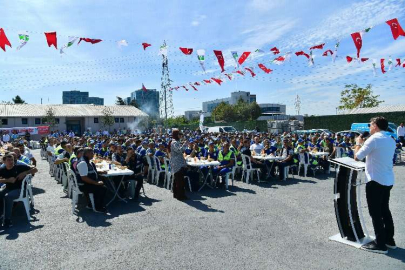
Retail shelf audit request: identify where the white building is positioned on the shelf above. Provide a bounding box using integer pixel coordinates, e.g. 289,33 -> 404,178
184,110 -> 201,121
0,104 -> 148,135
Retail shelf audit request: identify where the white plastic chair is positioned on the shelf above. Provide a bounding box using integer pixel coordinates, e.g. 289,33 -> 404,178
69,169 -> 96,214
241,154 -> 260,184
154,156 -> 166,186
163,157 -> 172,189
297,152 -> 309,177
4,174 -> 33,221
145,155 -> 156,184
228,156 -> 241,182
61,162 -> 69,192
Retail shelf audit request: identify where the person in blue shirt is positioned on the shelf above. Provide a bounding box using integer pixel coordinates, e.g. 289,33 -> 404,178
154,143 -> 167,170
200,142 -> 218,177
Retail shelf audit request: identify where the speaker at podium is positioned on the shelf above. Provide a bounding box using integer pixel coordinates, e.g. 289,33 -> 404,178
329,157 -> 374,248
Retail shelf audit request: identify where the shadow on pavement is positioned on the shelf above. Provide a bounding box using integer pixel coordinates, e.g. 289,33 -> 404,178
0,223 -> 44,240
386,247 -> 405,263
182,194 -> 224,213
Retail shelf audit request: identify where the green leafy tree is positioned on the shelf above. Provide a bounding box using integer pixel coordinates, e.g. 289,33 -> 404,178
212,102 -> 237,122
164,116 -> 189,127
129,99 -> 139,108
12,95 -> 26,104
115,96 -> 125,105
101,107 -> 115,131
248,102 -> 262,120
44,107 -> 57,130
338,84 -> 384,110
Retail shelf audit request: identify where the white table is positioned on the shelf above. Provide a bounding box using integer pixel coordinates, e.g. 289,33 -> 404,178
101,167 -> 134,206
253,156 -> 284,179
187,160 -> 221,191
310,152 -> 329,157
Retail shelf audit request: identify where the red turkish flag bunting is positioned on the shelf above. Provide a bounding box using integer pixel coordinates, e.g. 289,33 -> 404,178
258,64 -> 272,74
310,43 -> 325,50
203,79 -> 212,84
142,43 -> 151,50
361,58 -> 369,62
211,77 -> 223,85
235,70 -> 245,76
78,38 -> 102,44
386,18 -> 405,40
322,50 -> 333,56
224,74 -> 232,80
194,82 -> 201,86
351,32 -> 362,58
396,59 -> 401,67
270,47 -> 280,54
182,85 -> 189,91
44,32 -> 57,49
238,52 -> 251,65
179,47 -> 193,55
381,59 -> 386,74
190,84 -> 198,91
346,56 -> 354,63
213,50 -> 225,72
174,86 -> 180,91
244,67 -> 256,77
142,83 -> 147,92
0,28 -> 12,51
295,51 -> 310,59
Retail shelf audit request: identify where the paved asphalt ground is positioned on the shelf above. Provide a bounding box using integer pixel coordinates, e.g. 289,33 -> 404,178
0,150 -> 404,270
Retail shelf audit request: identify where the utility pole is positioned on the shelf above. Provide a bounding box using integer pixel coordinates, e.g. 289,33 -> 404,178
159,40 -> 174,126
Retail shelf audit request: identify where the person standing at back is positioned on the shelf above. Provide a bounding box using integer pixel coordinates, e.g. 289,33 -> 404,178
397,122 -> 405,148
354,116 -> 396,254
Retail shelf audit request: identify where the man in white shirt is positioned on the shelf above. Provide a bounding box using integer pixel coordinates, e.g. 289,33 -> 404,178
2,133 -> 10,143
249,136 -> 263,155
355,116 -> 396,254
397,122 -> 405,147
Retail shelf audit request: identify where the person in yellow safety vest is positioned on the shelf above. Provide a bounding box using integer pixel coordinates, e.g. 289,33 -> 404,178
213,142 -> 235,187
294,139 -> 308,164
230,139 -> 242,166
154,143 -> 167,169
54,141 -> 68,157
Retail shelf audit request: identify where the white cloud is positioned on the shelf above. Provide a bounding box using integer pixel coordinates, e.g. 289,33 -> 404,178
248,0 -> 286,12
191,21 -> 200,26
191,14 -> 207,27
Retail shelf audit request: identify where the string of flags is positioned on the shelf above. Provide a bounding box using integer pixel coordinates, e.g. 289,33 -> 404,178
0,17 -> 404,92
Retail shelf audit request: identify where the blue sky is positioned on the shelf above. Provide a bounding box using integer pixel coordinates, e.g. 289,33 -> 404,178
1,0 -> 405,116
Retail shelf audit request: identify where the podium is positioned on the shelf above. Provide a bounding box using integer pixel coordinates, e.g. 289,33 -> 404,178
329,157 -> 374,248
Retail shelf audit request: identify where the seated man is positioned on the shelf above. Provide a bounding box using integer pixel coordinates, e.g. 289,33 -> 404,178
122,148 -> 144,199
12,148 -> 31,165
154,143 -> 167,170
19,142 -> 37,167
240,139 -> 268,180
112,145 -> 125,165
250,136 -> 264,156
271,139 -> 294,180
212,142 -> 235,187
76,148 -> 108,213
70,147 -> 84,172
0,153 -> 38,228
200,141 -> 218,177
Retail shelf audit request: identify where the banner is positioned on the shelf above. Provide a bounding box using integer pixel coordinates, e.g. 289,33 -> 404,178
0,126 -> 49,135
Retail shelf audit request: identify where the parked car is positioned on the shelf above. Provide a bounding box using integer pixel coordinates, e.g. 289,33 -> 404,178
204,126 -> 237,133
351,122 -> 397,139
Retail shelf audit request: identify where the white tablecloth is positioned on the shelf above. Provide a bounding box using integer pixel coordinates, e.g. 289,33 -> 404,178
187,161 -> 220,167
310,152 -> 329,157
253,156 -> 283,161
106,169 -> 134,177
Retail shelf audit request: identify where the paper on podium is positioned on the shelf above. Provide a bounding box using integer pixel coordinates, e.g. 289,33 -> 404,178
330,157 -> 366,170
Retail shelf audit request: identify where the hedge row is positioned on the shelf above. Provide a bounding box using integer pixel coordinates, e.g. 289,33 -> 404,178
304,112 -> 405,131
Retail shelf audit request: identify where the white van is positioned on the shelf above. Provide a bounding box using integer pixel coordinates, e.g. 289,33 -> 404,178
204,126 -> 237,133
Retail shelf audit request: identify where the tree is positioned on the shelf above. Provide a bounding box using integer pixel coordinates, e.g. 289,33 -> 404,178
115,96 -> 125,105
44,107 -> 57,130
101,107 -> 115,131
338,84 -> 384,110
248,102 -> 262,120
129,99 -> 139,108
12,95 -> 26,104
212,102 -> 237,122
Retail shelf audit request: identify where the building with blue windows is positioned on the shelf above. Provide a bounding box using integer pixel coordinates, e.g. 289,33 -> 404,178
62,90 -> 104,105
128,89 -> 160,119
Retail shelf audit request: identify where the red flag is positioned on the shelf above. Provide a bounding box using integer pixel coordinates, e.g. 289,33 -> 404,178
346,56 -> 354,63
258,64 -> 272,74
360,58 -> 369,62
190,84 -> 198,91
235,70 -> 245,76
0,28 -> 12,52
142,43 -> 151,50
295,51 -> 310,59
386,18 -> 405,40
182,85 -> 189,91
322,50 -> 333,56
351,32 -> 362,58
244,67 -> 256,77
194,82 -> 201,86
238,52 -> 251,65
224,74 -> 232,80
203,79 -> 212,84
270,47 -> 280,54
44,32 -> 57,49
174,86 -> 180,90
310,43 -> 325,50
78,38 -> 102,44
395,59 -> 401,67
381,59 -> 386,74
179,47 -> 193,55
211,77 -> 223,85
213,50 -> 225,72
142,83 -> 147,92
